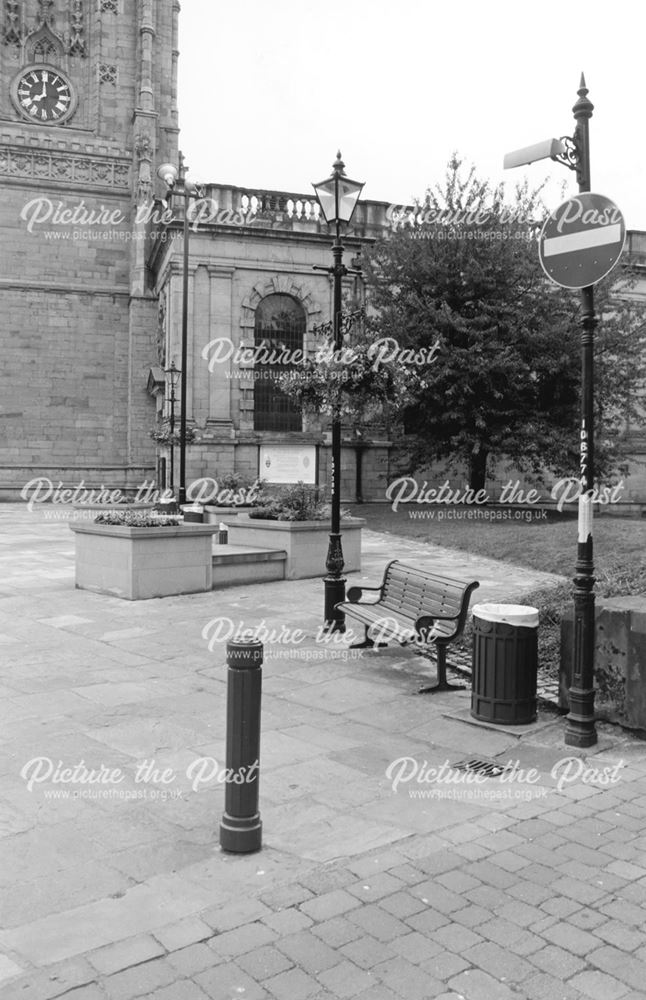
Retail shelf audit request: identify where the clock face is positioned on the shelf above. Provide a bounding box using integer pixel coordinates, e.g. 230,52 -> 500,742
12,65 -> 76,125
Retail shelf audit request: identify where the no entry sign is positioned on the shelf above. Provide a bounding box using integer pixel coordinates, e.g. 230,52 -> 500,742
539,193 -> 626,289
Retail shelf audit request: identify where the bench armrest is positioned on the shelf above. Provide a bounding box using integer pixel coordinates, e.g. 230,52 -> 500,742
415,615 -> 438,642
346,584 -> 384,604
416,611 -> 460,630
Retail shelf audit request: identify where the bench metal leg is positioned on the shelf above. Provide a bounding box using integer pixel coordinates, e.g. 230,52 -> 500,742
350,634 -> 376,650
349,625 -> 387,650
418,644 -> 466,694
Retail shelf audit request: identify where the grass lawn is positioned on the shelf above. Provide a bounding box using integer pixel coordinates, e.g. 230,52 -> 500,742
348,504 -> 646,675
349,503 -> 646,583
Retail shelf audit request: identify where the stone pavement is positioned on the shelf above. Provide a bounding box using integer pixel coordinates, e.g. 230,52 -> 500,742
1,503 -> 646,1000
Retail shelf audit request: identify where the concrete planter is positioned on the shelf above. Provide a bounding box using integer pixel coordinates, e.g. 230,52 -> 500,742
70,522 -> 218,600
223,517 -> 365,580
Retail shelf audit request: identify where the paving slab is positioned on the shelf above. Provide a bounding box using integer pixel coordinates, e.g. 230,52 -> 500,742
0,502 -> 644,1000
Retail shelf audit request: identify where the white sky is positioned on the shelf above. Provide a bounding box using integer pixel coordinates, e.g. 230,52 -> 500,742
178,0 -> 646,231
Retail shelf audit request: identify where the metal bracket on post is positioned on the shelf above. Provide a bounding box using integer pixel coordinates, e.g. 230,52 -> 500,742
219,639 -> 263,853
552,135 -> 581,173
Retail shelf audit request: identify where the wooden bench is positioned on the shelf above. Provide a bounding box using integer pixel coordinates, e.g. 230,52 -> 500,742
336,559 -> 479,693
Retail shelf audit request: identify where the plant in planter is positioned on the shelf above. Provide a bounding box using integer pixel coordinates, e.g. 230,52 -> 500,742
94,510 -> 182,527
207,472 -> 266,508
70,489 -> 159,515
70,508 -> 218,600
227,482 -> 364,580
199,474 -> 267,523
249,482 -> 327,521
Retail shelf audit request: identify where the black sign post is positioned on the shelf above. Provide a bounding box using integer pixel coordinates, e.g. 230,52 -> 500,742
558,78 -> 599,748
507,76 -> 627,748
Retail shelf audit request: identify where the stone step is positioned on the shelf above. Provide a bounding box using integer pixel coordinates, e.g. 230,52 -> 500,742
211,543 -> 287,588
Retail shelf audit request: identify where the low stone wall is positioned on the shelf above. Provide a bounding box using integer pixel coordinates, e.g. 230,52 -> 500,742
560,597 -> 646,731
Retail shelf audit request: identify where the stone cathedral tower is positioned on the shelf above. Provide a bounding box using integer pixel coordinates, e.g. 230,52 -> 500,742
0,0 -> 179,497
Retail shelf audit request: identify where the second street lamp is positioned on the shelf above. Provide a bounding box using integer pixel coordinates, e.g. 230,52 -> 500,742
312,152 -> 364,632
157,153 -> 197,507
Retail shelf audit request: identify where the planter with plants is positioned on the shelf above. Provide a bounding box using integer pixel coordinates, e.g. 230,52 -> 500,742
200,473 -> 266,523
69,509 -> 219,600
224,483 -> 365,580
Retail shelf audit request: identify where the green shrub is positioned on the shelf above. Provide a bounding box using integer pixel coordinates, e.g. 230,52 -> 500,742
94,510 -> 181,527
206,473 -> 266,507
248,482 -> 328,521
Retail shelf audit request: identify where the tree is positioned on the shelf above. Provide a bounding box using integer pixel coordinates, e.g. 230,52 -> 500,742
360,157 -> 646,491
276,305 -> 417,426
279,157 -> 646,492
591,272 -> 646,477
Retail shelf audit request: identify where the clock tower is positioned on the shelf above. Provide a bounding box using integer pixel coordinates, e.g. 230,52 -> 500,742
0,0 -> 179,497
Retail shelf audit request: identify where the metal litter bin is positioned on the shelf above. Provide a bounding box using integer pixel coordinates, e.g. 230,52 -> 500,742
471,603 -> 539,725
181,504 -> 204,523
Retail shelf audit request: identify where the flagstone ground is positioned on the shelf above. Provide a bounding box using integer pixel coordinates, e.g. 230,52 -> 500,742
0,503 -> 644,1000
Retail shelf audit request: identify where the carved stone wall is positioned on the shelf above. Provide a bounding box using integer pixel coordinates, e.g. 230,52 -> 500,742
0,0 -> 178,495
0,142 -> 130,187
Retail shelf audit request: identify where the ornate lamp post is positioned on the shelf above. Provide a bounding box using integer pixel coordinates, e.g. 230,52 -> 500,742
504,75 -> 598,747
312,152 -> 364,632
164,361 -> 181,493
157,153 -> 197,506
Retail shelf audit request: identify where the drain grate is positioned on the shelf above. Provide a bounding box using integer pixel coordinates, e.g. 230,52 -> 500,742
451,758 -> 511,778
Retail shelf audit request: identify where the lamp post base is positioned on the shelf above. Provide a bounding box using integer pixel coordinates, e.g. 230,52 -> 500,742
323,574 -> 346,633
564,728 -> 598,749
564,690 -> 598,747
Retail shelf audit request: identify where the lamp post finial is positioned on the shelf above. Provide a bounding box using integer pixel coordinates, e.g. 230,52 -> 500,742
573,72 -> 593,122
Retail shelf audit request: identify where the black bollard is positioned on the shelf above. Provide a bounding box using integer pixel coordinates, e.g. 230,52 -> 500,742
219,638 -> 263,853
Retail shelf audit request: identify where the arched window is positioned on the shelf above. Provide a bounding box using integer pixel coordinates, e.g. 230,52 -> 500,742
34,38 -> 58,60
253,294 -> 305,432
27,25 -> 63,64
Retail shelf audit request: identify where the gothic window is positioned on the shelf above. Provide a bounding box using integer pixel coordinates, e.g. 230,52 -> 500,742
26,24 -> 62,63
253,294 -> 304,432
33,38 -> 57,59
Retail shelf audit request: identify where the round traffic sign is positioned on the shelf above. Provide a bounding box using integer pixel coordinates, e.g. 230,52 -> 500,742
539,193 -> 626,289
